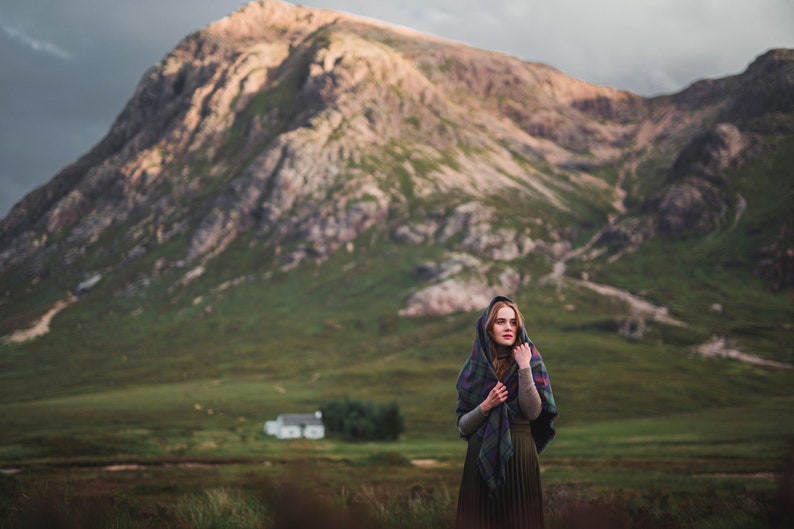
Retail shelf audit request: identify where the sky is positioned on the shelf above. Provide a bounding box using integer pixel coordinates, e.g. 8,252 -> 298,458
1,0 -> 792,219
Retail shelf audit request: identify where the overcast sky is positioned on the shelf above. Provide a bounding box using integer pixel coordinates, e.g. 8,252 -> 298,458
1,0 -> 792,219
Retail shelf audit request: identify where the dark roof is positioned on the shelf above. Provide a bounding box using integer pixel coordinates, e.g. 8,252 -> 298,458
279,413 -> 323,426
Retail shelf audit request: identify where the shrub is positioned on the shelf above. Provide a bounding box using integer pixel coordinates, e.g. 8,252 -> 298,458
321,398 -> 405,441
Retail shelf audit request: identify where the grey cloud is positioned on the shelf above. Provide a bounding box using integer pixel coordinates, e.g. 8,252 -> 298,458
0,22 -> 73,59
0,0 -> 247,218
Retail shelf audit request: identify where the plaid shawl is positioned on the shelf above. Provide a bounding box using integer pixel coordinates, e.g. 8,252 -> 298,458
455,296 -> 558,494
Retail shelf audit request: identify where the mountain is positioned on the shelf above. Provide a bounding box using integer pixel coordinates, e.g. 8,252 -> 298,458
0,0 -> 791,417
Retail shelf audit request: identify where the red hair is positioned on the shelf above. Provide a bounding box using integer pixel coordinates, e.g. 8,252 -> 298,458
485,299 -> 525,380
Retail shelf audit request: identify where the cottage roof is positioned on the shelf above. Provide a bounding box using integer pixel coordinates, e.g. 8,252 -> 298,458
279,413 -> 323,426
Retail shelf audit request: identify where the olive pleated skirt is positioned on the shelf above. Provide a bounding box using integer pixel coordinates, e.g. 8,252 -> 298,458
455,422 -> 544,529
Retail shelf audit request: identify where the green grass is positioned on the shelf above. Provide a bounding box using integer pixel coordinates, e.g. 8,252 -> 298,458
1,244 -> 791,526
2,259 -> 789,527
1,397 -> 791,528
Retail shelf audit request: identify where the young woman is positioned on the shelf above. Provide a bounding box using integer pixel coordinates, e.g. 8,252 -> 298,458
455,296 -> 558,529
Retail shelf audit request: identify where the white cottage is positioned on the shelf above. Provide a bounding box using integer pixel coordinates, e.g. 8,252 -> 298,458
263,411 -> 325,439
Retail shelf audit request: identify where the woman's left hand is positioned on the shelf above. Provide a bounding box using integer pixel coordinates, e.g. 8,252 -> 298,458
513,342 -> 532,370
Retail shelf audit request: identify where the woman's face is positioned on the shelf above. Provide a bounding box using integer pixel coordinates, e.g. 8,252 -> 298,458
490,306 -> 518,347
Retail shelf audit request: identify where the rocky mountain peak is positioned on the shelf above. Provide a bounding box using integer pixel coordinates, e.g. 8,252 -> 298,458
1,0 -> 792,320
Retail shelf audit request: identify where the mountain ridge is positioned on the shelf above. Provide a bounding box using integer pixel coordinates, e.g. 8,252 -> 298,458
0,0 -> 792,374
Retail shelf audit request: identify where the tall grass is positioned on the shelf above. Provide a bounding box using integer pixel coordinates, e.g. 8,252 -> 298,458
170,488 -> 270,529
1,474 -> 790,529
351,484 -> 455,529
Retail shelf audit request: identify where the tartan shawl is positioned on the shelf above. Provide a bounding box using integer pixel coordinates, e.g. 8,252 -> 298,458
455,296 -> 558,494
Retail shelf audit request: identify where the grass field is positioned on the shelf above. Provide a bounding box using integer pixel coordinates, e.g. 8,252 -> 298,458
1,371 -> 792,528
1,268 -> 793,528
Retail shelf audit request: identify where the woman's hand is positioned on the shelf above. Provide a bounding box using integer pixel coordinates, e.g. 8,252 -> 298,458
513,342 -> 533,370
480,381 -> 509,414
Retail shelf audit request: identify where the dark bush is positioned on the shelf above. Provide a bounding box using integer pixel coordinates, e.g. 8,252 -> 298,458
321,398 -> 405,441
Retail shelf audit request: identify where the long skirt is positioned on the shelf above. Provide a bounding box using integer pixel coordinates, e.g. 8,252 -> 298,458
454,422 -> 544,529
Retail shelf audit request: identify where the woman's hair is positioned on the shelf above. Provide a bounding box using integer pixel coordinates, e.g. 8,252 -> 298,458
485,299 -> 526,380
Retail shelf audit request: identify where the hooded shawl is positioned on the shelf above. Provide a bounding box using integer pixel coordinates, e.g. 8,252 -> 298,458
455,296 -> 558,494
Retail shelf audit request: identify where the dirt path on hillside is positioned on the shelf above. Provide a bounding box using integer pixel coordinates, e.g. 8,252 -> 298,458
550,268 -> 790,369
545,145 -> 790,369
1,295 -> 76,344
696,336 -> 792,369
567,277 -> 684,326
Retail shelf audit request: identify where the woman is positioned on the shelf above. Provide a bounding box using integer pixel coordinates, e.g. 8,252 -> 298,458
455,296 -> 558,529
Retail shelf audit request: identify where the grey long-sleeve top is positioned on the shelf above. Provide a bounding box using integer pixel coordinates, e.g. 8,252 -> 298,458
457,367 -> 542,437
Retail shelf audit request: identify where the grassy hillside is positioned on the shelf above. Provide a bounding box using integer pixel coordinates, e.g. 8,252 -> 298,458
1,215 -> 791,451
3,122 -> 794,393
